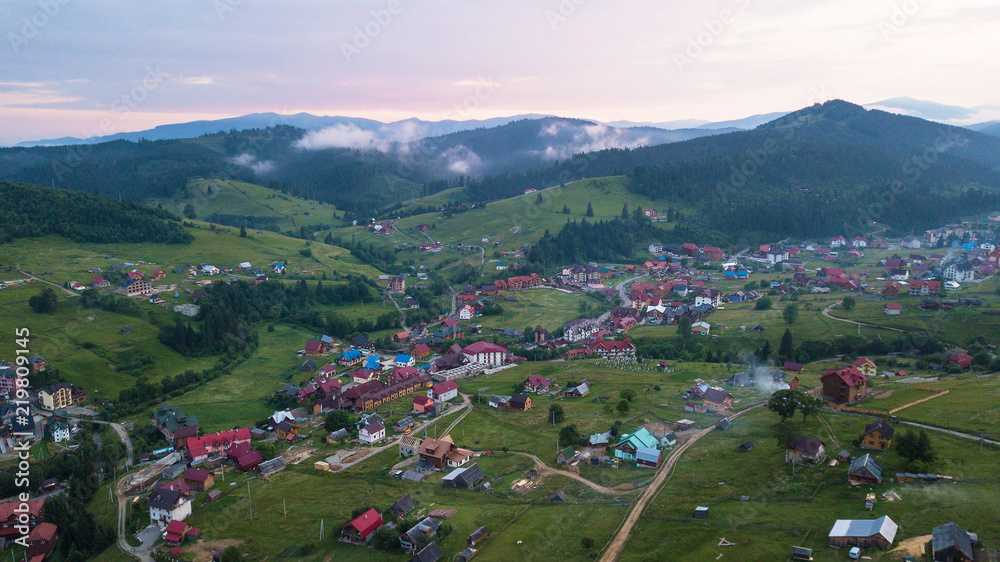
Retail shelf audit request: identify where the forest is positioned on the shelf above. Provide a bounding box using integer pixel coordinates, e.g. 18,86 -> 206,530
0,181 -> 192,244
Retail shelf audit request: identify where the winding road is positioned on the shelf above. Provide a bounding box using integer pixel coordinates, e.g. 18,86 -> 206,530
821,300 -> 906,333
514,452 -> 639,496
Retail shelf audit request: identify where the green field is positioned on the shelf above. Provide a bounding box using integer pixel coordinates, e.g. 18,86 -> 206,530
623,406 -> 1000,561
475,288 -> 598,333
149,178 -> 343,233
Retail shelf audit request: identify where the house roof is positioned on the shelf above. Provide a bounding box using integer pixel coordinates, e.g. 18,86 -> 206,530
363,422 -> 385,434
701,388 -> 731,405
183,468 -> 210,482
789,436 -> 825,457
821,367 -> 868,386
864,420 -> 894,440
616,427 -> 659,450
392,494 -> 415,514
28,522 -> 57,543
636,446 -> 661,463
933,522 -> 974,560
411,541 -> 444,562
463,341 -> 506,355
432,380 -> 458,395
828,516 -> 898,544
510,394 -> 530,409
345,508 -> 383,538
525,374 -> 550,387
147,488 -> 183,510
848,453 -> 883,481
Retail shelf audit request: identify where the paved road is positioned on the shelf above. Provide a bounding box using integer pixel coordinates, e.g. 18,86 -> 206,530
35,410 -> 134,467
385,292 -> 409,332
615,274 -> 648,307
600,403 -> 765,561
821,300 -> 906,333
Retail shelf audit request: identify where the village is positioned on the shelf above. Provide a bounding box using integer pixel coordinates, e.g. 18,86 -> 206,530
2,210 -> 1000,562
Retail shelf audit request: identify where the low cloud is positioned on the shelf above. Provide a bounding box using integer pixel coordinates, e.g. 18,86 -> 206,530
539,122 -> 652,160
295,124 -> 391,151
231,153 -> 275,175
442,144 -> 482,174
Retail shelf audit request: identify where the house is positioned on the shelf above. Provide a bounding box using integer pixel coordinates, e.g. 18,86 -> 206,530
117,278 -> 153,297
162,519 -> 200,545
352,369 -> 378,385
614,427 -> 659,463
949,353 -> 973,369
635,446 -> 662,468
828,516 -> 898,550
847,453 -> 883,485
152,406 -> 200,447
350,335 -> 376,352
183,469 -> 214,492
418,435 -> 473,469
389,276 -> 406,292
783,362 -> 804,372
400,517 -> 443,552
0,498 -> 44,537
556,446 -> 577,465
821,367 -> 869,404
338,349 -> 364,367
442,463 -> 485,489
462,341 -> 507,366
174,303 -> 201,317
884,302 -> 903,315
390,494 -> 415,518
861,420 -> 894,450
589,339 -> 637,361
275,421 -> 299,441
691,321 -> 711,336
342,508 -> 383,545
785,436 -> 826,465
563,317 -> 601,342
429,380 -> 459,402
148,488 -> 192,529
186,428 -> 252,462
410,343 -> 432,359
359,422 -> 386,445
458,304 -> 476,320
467,526 -> 489,547
412,542 -> 444,562
399,434 -> 423,457
259,456 -> 287,477
694,288 -> 723,308
24,522 -> 58,560
394,354 -> 415,367
932,522 -> 976,562
853,357 -> 877,378
509,394 -> 532,411
701,388 -> 732,411
38,382 -> 86,410
564,381 -> 590,397
524,374 -> 551,392
413,395 -> 435,413
92,275 -> 110,288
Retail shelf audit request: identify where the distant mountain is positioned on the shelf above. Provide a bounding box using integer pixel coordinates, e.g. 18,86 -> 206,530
604,112 -> 789,131
696,111 -> 790,130
604,118 -> 710,129
864,97 -> 976,122
466,100 -> 1000,244
968,121 -> 1000,137
13,112 -> 555,148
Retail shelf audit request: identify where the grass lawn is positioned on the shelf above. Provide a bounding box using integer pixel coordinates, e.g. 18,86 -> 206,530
875,374 -> 1000,437
0,286 -> 215,398
389,177 -> 684,252
148,178 -> 342,233
620,407 -> 1000,561
475,288 -> 598,333
856,385 -> 943,413
153,323 -> 317,431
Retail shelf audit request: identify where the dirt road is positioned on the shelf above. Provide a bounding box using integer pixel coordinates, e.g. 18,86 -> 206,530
821,300 -> 906,333
515,452 -> 638,496
600,404 -> 764,561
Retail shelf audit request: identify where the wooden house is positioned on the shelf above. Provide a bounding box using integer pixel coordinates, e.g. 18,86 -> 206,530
861,420 -> 894,450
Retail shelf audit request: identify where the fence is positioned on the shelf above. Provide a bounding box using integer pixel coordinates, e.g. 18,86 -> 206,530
839,388 -> 949,416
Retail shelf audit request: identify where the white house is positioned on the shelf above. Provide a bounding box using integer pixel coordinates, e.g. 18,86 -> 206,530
148,488 -> 192,530
694,288 -> 723,308
429,380 -> 459,402
766,249 -> 788,264
173,304 -> 201,317
458,305 -> 475,320
239,262 -> 252,270
48,421 -> 71,443
394,354 -> 415,368
462,341 -> 507,366
691,321 -> 711,336
981,242 -> 996,252
200,265 -> 219,275
359,422 -> 386,445
944,262 -> 976,283
563,317 -> 601,342
901,236 -> 922,249
830,236 -> 847,248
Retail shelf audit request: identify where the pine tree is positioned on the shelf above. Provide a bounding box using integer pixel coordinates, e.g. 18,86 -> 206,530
535,192 -> 543,205
779,328 -> 794,358
586,202 -> 594,217
621,203 -> 629,220
240,223 -> 247,238
563,204 -> 570,214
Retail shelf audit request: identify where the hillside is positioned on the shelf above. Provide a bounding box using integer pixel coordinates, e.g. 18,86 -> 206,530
0,180 -> 192,244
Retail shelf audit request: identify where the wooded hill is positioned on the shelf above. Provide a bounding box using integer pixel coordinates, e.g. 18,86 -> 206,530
0,181 -> 192,244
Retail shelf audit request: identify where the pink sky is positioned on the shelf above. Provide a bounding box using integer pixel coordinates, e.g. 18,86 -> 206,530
2,0 -> 999,144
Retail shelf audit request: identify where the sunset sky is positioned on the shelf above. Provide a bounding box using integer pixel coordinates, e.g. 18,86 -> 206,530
2,0 -> 999,145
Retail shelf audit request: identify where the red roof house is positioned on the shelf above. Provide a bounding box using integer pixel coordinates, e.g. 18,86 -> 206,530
949,353 -> 973,369
342,508 -> 383,545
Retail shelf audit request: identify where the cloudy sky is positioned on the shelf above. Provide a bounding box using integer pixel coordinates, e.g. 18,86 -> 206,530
2,0 -> 999,145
